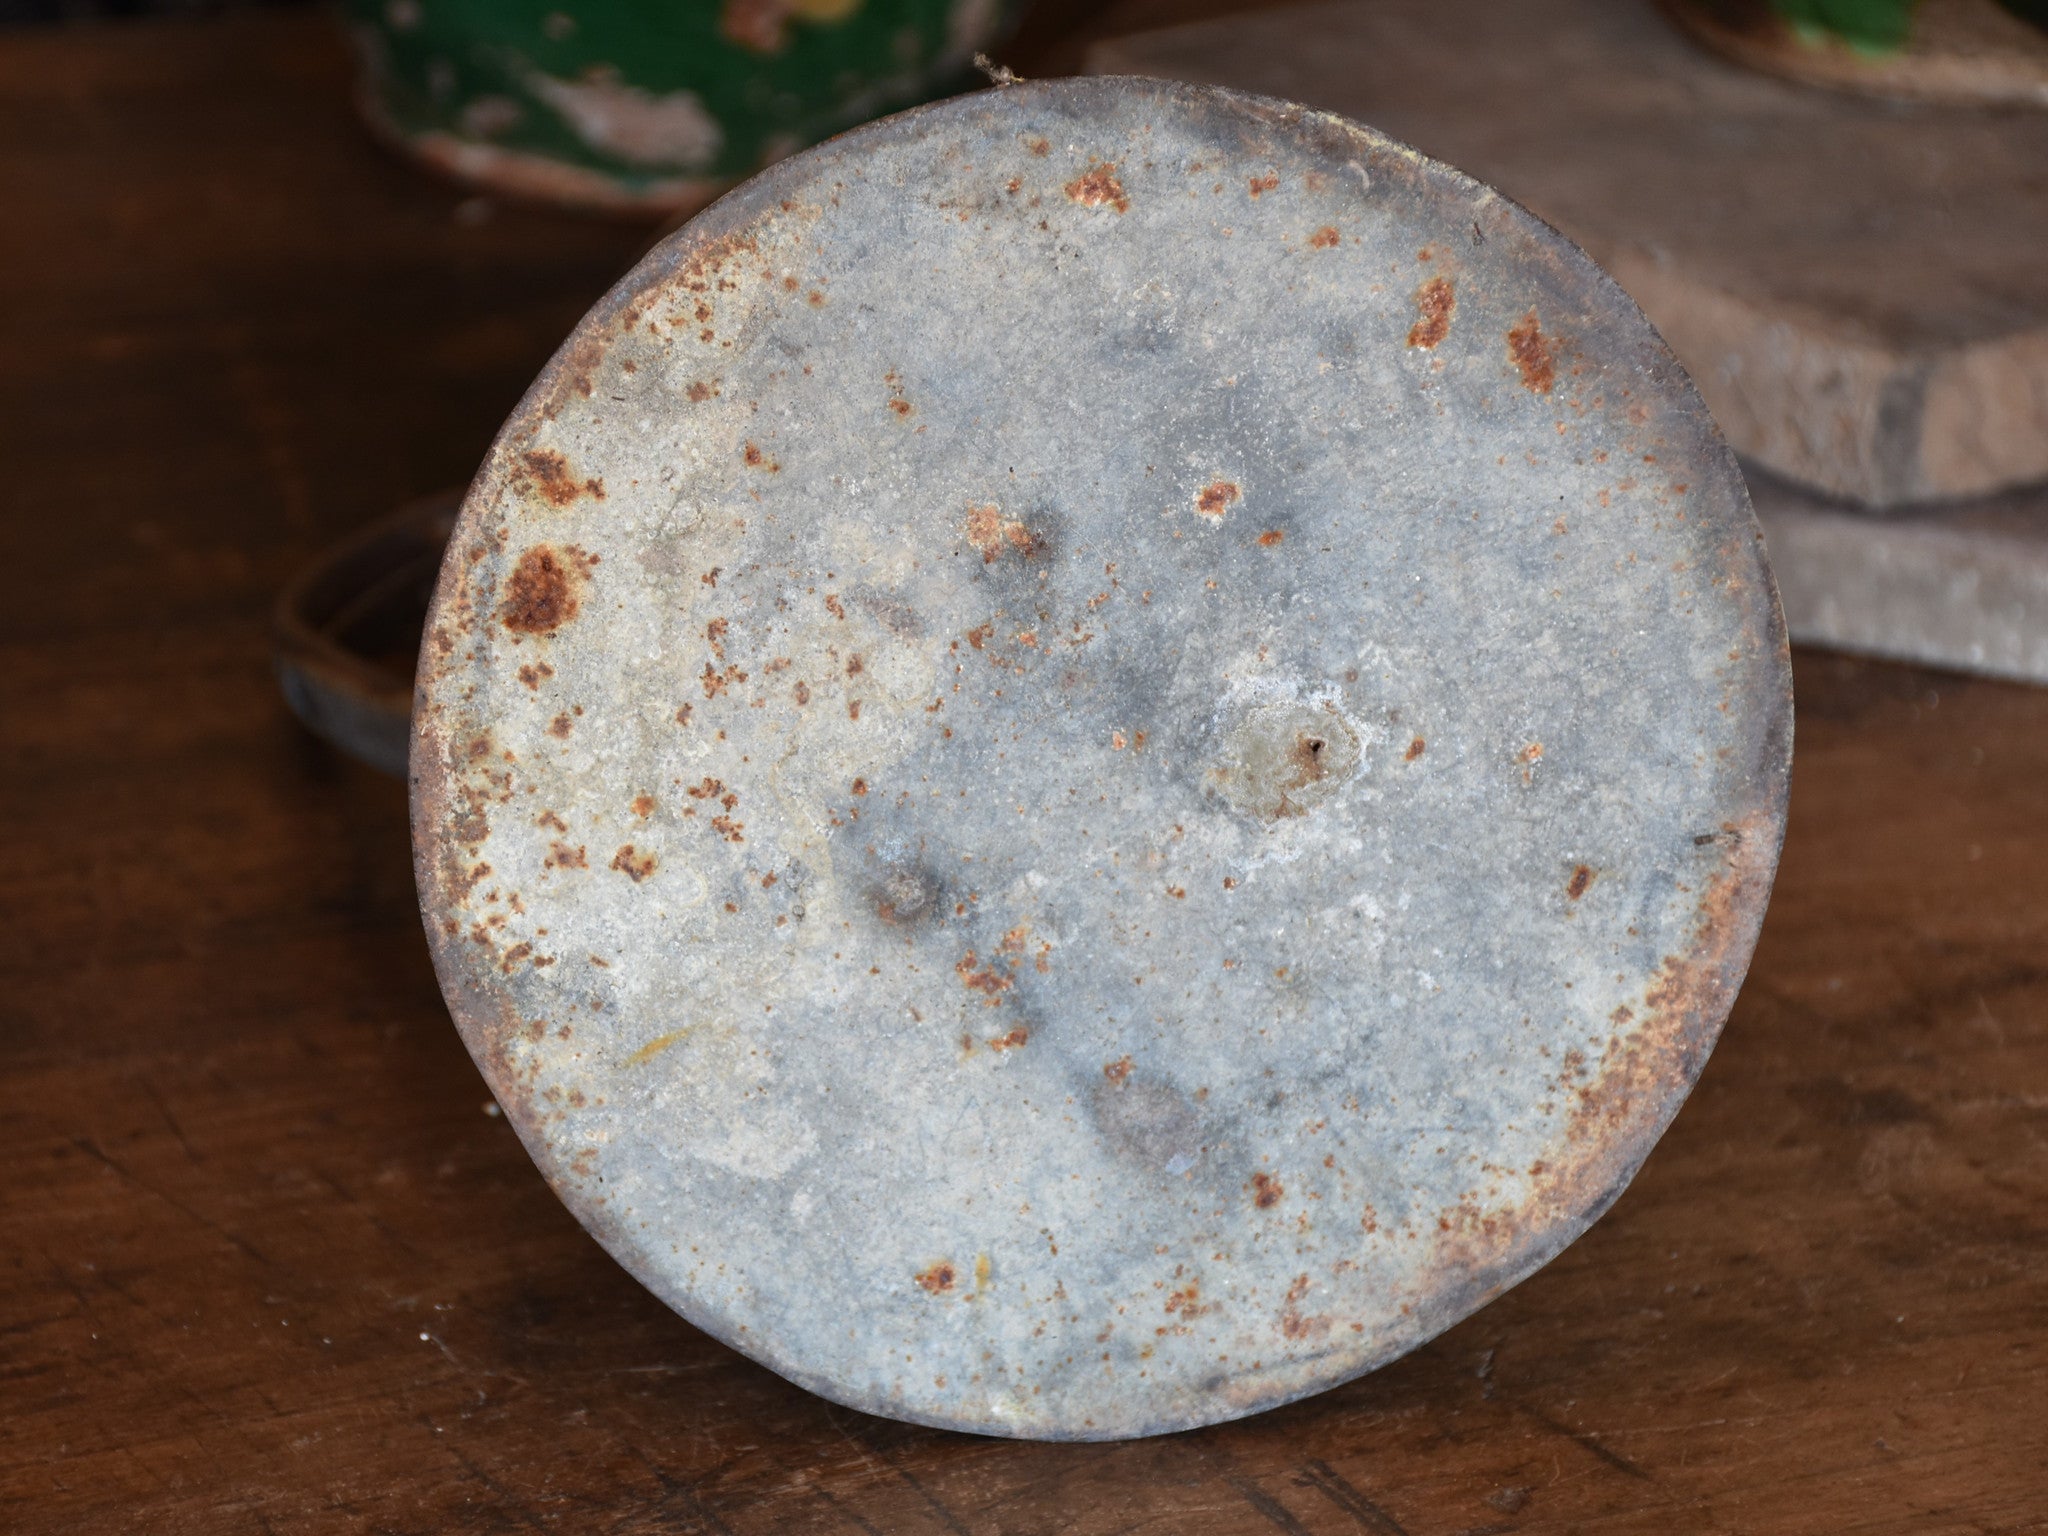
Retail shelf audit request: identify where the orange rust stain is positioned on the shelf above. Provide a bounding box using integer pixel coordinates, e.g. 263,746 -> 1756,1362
987,1026 -> 1030,1052
547,841 -> 587,870
1567,864 -> 1595,900
823,593 -> 845,620
1164,1282 -> 1208,1317
1064,164 -> 1128,213
519,449 -> 605,507
501,545 -> 589,635
956,950 -> 1013,1001
1308,226 -> 1340,249
1251,1171 -> 1283,1209
1408,275 -> 1455,350
709,815 -> 743,843
701,661 -> 748,699
1025,136 -> 1050,157
705,616 -> 729,656
1104,1056 -> 1133,1084
793,680 -> 811,706
631,795 -> 656,819
686,381 -> 717,402
1195,481 -> 1240,519
742,442 -> 780,472
1507,311 -> 1558,393
916,1262 -> 957,1294
548,713 -> 574,739
516,662 -> 554,690
611,846 -> 657,882
888,398 -> 913,417
965,503 -> 1037,562
1405,736 -> 1426,761
1256,530 -> 1285,548
1248,173 -> 1278,197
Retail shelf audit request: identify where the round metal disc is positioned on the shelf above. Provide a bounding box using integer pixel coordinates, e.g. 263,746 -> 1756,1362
412,76 -> 1791,1441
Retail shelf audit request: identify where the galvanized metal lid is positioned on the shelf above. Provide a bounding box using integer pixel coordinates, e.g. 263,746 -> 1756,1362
412,76 -> 1790,1440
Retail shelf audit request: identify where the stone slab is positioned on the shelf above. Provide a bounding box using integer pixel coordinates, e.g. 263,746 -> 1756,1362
1752,471 -> 2048,682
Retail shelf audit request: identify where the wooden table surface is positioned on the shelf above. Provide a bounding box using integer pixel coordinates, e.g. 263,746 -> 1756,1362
3,11 -> 2044,1533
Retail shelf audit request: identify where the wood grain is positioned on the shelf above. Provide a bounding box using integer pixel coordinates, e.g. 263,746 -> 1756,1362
2,13 -> 2044,1533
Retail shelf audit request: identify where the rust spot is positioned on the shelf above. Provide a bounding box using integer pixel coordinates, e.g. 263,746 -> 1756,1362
956,950 -> 1013,1001
851,778 -> 868,796
1104,1056 -> 1133,1084
1256,530 -> 1285,548
965,503 -> 1038,563
1567,864 -> 1595,900
1308,225 -> 1340,249
517,662 -> 555,690
793,680 -> 811,706
548,713 -> 574,739
1507,311 -> 1557,393
1289,732 -> 1333,786
709,815 -> 743,843
518,449 -> 605,507
1064,164 -> 1128,213
686,380 -> 717,402
611,845 -> 657,882
987,1026 -> 1030,1052
705,616 -> 729,656
1195,481 -> 1240,519
501,545 -> 590,635
1025,136 -> 1050,156
915,1262 -> 956,1294
1405,736 -> 1426,761
888,398 -> 912,417
1280,1273 -> 1331,1339
547,841 -> 587,870
1408,275 -> 1455,350
742,442 -> 780,472
701,661 -> 748,699
823,593 -> 845,620
1164,1281 -> 1208,1317
966,623 -> 993,650
1251,1171 -> 1283,1209
1248,173 -> 1278,197
632,795 -> 656,818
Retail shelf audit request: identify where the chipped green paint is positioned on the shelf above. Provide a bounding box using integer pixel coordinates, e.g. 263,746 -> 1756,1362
345,0 -> 1020,213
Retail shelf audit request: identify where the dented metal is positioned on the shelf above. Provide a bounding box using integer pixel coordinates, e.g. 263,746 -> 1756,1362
411,77 -> 1791,1439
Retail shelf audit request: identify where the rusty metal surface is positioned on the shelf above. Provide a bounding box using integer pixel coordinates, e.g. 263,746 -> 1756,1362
410,76 -> 1791,1440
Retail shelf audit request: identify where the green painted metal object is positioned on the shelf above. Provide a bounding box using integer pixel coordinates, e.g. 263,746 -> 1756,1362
344,0 -> 1021,214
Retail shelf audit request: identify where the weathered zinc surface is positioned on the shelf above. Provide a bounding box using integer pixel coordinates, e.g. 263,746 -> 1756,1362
412,78 -> 1791,1440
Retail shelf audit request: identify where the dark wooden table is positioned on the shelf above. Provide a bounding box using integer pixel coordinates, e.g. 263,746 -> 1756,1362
3,12 -> 2044,1533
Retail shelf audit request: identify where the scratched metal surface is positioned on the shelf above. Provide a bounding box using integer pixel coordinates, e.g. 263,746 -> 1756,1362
410,76 -> 1791,1440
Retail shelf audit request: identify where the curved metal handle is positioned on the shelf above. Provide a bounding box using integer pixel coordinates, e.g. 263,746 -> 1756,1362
273,492 -> 459,776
